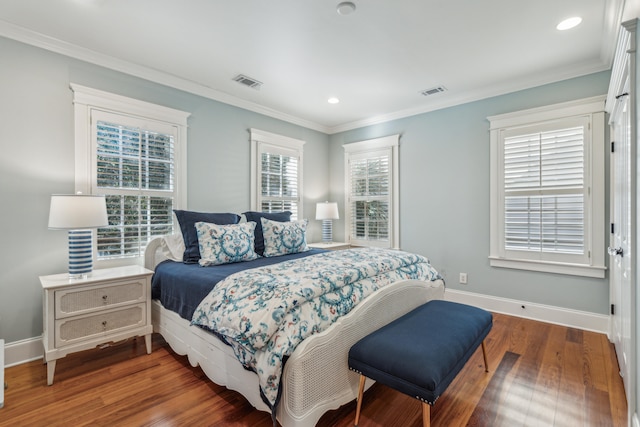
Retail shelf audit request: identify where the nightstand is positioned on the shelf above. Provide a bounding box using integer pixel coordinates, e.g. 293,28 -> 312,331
40,265 -> 153,385
308,242 -> 351,251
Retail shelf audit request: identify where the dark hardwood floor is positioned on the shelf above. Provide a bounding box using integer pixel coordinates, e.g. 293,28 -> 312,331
0,313 -> 626,426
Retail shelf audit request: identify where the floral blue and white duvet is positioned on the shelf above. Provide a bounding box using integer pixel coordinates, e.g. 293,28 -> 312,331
190,247 -> 442,409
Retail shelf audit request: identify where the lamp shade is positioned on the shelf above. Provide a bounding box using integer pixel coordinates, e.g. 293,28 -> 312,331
315,202 -> 339,220
48,194 -> 109,229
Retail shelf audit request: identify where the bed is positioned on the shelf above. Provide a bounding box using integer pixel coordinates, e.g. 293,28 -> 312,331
145,213 -> 445,427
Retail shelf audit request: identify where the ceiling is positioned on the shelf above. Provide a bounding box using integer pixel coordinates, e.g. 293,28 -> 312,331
0,0 -> 624,134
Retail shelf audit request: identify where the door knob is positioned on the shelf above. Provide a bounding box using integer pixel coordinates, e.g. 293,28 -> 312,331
608,247 -> 624,257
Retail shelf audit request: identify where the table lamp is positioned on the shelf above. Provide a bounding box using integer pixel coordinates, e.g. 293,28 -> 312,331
315,201 -> 339,243
48,194 -> 109,278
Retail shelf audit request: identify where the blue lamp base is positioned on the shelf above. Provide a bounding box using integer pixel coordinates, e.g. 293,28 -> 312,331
321,219 -> 333,243
68,229 -> 94,278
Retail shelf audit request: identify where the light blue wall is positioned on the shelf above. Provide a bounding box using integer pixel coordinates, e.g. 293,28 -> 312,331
0,37 -> 330,343
329,71 -> 612,315
0,33 -> 613,346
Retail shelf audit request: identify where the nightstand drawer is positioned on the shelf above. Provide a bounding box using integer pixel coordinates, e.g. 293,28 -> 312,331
55,303 -> 146,347
55,280 -> 146,318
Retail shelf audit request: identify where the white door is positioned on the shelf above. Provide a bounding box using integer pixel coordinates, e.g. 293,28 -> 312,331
610,78 -> 633,398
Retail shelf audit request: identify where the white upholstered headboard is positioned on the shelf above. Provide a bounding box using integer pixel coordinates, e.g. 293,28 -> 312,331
144,237 -> 169,270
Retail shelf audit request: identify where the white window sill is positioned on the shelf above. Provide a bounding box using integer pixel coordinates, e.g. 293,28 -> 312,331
489,256 -> 606,278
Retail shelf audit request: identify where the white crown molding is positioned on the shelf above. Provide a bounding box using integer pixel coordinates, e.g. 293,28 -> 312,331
0,19 -> 331,134
0,12 -> 619,136
328,60 -> 611,134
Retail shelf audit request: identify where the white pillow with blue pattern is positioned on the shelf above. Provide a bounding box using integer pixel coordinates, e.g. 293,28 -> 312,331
261,217 -> 309,257
195,221 -> 259,266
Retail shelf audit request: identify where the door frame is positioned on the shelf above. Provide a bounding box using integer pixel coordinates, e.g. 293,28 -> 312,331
607,19 -> 638,426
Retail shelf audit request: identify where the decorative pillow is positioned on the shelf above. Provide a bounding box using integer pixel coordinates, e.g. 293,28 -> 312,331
174,210 -> 241,263
242,211 -> 292,256
261,217 -> 309,257
160,233 -> 185,262
195,221 -> 259,266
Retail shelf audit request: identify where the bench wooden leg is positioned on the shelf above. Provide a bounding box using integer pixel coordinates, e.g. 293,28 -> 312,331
354,375 -> 366,426
422,401 -> 430,427
481,340 -> 489,372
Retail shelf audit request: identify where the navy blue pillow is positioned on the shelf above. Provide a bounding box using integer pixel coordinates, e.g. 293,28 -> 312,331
174,210 -> 241,263
242,211 -> 292,256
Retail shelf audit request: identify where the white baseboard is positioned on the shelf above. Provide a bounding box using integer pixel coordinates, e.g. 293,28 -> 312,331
4,336 -> 42,368
445,288 -> 610,335
2,291 -> 610,367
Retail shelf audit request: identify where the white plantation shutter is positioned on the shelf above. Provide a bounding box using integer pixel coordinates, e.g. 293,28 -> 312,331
489,97 -> 606,278
503,126 -> 585,255
344,135 -> 399,249
348,150 -> 391,242
251,129 -> 305,219
72,84 -> 189,263
260,147 -> 300,218
92,112 -> 177,259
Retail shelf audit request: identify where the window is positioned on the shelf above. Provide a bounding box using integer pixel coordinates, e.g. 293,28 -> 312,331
250,129 -> 305,218
344,135 -> 399,249
489,96 -> 605,278
72,84 -> 189,262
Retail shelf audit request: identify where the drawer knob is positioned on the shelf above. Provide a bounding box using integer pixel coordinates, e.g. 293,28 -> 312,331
102,321 -> 107,329
102,295 -> 108,303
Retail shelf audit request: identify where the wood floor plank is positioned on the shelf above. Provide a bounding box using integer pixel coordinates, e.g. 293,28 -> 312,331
466,351 -> 520,426
585,386 -> 614,427
496,319 -> 549,426
604,339 -> 628,426
0,313 -> 626,427
582,330 -> 609,391
553,339 -> 587,426
522,323 -> 565,427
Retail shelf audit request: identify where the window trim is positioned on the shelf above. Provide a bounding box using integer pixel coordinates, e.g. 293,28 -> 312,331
250,128 -> 305,218
71,83 -> 190,266
488,95 -> 606,278
344,134 -> 400,249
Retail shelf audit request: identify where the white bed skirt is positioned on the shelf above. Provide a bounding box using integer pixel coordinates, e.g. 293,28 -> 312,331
146,238 -> 445,426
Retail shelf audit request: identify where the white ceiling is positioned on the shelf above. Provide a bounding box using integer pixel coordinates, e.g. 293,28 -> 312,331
0,0 -> 624,134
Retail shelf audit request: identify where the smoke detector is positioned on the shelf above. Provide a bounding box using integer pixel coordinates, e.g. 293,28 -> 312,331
337,2 -> 356,15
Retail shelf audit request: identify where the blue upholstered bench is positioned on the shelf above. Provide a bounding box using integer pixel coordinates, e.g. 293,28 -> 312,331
348,300 -> 492,427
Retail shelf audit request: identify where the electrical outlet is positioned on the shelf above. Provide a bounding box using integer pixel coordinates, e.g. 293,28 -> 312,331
459,272 -> 468,284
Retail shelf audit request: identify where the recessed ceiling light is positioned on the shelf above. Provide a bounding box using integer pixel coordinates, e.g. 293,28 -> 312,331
557,17 -> 582,31
328,97 -> 340,104
337,2 -> 356,16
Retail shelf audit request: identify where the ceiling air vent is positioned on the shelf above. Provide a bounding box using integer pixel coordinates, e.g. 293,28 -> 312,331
420,86 -> 447,96
233,74 -> 263,90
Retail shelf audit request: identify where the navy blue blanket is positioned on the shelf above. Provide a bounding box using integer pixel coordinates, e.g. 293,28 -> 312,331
151,249 -> 325,320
